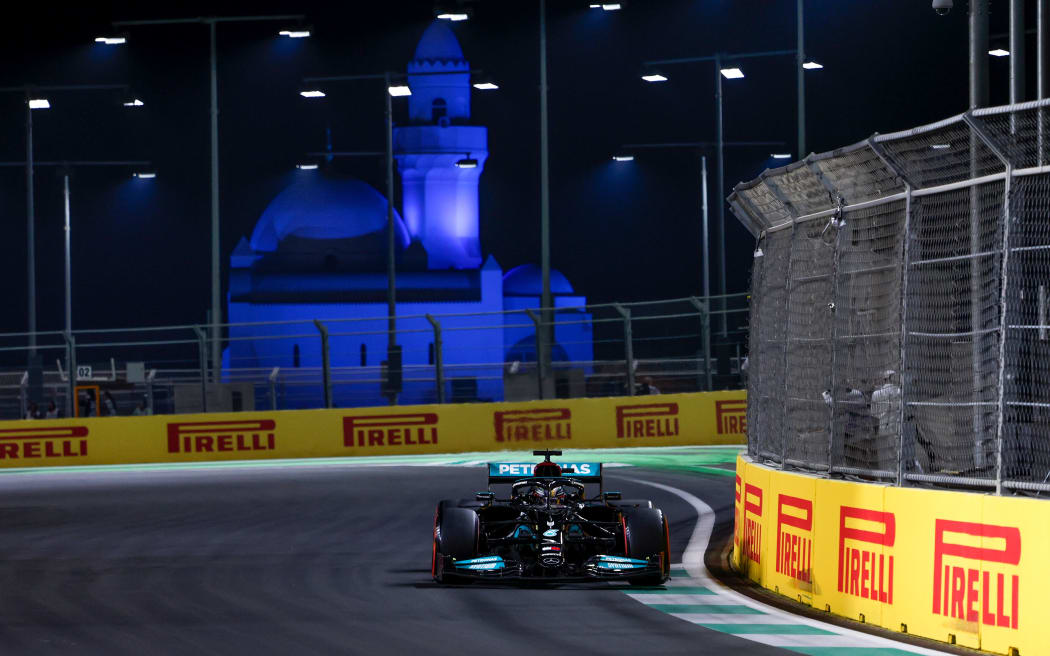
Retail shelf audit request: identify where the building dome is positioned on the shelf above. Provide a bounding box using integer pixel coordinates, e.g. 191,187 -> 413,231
502,264 -> 574,295
412,21 -> 465,63
250,175 -> 410,253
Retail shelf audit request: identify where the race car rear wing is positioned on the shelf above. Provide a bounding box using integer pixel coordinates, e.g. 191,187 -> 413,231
487,461 -> 603,485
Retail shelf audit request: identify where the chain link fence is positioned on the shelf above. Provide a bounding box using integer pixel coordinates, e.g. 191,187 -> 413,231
0,295 -> 750,420
730,98 -> 1050,494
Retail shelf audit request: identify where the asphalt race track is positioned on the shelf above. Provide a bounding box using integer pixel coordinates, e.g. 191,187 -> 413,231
0,463 -> 792,655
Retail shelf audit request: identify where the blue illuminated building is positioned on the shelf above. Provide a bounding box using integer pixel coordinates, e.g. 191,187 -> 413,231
225,21 -> 592,406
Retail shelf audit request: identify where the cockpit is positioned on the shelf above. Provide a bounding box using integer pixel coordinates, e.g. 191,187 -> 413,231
511,479 -> 584,509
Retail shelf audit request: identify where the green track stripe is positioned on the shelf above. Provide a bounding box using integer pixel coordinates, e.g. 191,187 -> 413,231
0,444 -> 745,476
690,465 -> 737,477
699,623 -> 835,635
669,569 -> 690,578
629,586 -> 715,595
646,604 -> 763,614
785,649 -> 919,656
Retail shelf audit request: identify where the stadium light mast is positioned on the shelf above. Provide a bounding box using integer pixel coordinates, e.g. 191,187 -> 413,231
640,48 -> 808,336
0,83 -> 131,365
113,14 -> 306,384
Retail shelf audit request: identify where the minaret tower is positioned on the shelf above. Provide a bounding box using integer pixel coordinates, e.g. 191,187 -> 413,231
394,21 -> 488,270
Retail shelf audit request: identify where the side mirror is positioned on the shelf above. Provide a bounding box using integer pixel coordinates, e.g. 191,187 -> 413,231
475,491 -> 495,503
602,491 -> 622,501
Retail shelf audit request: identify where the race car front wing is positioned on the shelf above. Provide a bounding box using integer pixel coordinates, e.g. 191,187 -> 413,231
438,554 -> 665,582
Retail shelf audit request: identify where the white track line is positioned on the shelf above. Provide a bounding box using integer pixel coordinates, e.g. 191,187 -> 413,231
625,477 -> 955,655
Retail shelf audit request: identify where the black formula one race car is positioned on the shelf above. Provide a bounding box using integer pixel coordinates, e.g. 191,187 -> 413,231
431,450 -> 670,585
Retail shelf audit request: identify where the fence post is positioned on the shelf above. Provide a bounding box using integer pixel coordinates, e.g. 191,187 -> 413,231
146,369 -> 156,415
313,320 -> 332,409
19,371 -> 28,419
689,297 -> 713,391
268,367 -> 280,411
763,175 -> 800,470
525,309 -> 544,400
867,137 -> 912,487
897,184 -> 913,487
62,331 -> 76,418
964,111 -> 1015,496
779,221 -> 798,468
822,201 -> 844,474
192,326 -> 208,413
614,304 -> 635,396
425,314 -> 446,404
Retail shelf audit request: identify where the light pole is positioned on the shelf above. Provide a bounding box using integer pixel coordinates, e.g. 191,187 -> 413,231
615,140 -> 784,301
300,68 -> 495,401
114,14 -> 306,384
797,0 -> 806,157
0,159 -> 152,413
641,48 -> 819,335
539,0 -> 553,389
0,84 -> 131,359
299,72 -> 408,367
614,140 -> 783,388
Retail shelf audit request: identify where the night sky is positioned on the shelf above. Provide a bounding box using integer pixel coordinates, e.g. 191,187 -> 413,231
0,0 -> 1032,335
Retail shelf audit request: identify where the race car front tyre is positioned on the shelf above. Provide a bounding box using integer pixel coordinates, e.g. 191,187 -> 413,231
433,507 -> 479,584
623,507 -> 670,586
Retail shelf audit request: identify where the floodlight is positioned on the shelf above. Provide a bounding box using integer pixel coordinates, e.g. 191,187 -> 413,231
771,153 -> 792,160
296,163 -> 319,170
279,30 -> 310,38
930,143 -> 951,150
601,3 -> 623,9
28,98 -> 50,110
300,90 -> 326,98
123,97 -> 144,107
435,5 -> 471,21
641,72 -> 668,82
133,172 -> 156,179
612,155 -> 635,162
455,156 -> 479,169
802,61 -> 823,70
94,36 -> 126,45
720,67 -> 744,79
988,48 -> 1010,57
473,80 -> 499,90
388,84 -> 412,97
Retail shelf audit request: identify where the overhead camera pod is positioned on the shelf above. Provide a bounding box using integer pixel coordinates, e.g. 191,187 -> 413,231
932,0 -> 953,15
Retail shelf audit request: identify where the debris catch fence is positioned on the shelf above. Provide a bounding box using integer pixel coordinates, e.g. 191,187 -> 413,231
730,98 -> 1050,494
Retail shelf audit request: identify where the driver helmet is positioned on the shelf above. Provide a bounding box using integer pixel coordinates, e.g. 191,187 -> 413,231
549,485 -> 578,507
515,483 -> 547,506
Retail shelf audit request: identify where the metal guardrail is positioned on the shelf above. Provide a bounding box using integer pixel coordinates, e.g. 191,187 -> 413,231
1,295 -> 751,420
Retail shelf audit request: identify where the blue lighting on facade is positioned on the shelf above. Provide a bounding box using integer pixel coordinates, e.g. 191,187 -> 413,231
225,21 -> 593,406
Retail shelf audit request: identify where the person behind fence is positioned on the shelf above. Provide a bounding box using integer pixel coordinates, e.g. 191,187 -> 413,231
102,391 -> 118,417
132,399 -> 150,416
827,380 -> 878,469
871,370 -> 900,439
24,401 -> 40,420
78,391 -> 92,417
635,376 -> 659,395
45,400 -> 59,419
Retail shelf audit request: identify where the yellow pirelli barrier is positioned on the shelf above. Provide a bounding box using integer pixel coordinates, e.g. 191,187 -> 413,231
0,390 -> 746,468
733,454 -> 1046,655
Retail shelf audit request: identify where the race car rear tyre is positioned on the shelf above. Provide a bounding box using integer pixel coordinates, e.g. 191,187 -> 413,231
433,507 -> 479,584
623,508 -> 670,586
